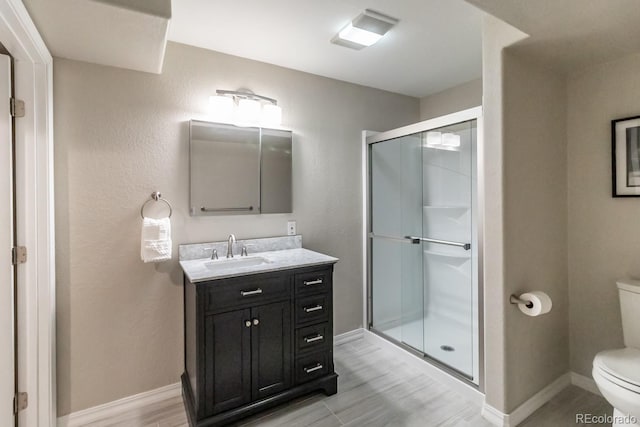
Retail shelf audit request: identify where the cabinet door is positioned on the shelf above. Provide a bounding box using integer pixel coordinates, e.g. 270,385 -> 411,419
251,301 -> 292,400
204,308 -> 252,416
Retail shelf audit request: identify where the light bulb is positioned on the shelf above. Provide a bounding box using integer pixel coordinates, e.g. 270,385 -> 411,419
209,95 -> 233,123
338,23 -> 383,47
237,99 -> 261,124
262,104 -> 282,126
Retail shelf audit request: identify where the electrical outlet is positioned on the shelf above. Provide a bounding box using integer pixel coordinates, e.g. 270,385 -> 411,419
287,220 -> 296,236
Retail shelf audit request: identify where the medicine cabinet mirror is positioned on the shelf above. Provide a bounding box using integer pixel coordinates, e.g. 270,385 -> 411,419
189,120 -> 292,215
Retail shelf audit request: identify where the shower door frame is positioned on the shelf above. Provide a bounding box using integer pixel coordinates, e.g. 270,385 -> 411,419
364,106 -> 484,391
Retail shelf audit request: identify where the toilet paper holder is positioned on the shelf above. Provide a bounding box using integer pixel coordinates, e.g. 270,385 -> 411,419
509,294 -> 534,309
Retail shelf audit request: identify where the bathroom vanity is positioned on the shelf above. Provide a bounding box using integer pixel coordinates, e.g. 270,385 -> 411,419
179,236 -> 338,427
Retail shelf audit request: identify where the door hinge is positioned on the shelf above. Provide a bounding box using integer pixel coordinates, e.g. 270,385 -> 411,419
10,98 -> 25,118
12,246 -> 26,265
13,392 -> 27,414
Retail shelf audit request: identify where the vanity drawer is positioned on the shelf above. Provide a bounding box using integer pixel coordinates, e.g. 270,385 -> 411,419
204,274 -> 290,312
295,323 -> 330,354
295,351 -> 330,384
294,269 -> 331,296
295,294 -> 329,325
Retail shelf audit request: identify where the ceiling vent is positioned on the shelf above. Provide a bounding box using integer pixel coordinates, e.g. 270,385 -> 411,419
331,9 -> 398,50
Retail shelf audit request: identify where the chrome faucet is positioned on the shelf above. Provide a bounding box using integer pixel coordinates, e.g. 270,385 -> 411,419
210,248 -> 218,260
226,234 -> 236,258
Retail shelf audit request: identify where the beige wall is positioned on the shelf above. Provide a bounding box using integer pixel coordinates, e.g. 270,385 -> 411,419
502,51 -> 569,411
482,16 -> 570,413
419,78 -> 482,121
481,15 -> 527,412
567,53 -> 640,377
483,17 -> 640,414
54,42 -> 419,415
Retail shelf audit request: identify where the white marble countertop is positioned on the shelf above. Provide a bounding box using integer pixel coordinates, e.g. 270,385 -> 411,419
180,248 -> 339,283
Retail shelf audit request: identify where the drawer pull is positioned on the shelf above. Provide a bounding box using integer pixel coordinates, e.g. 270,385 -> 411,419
304,334 -> 324,343
240,288 -> 263,297
304,279 -> 323,286
304,305 -> 323,313
304,364 -> 324,374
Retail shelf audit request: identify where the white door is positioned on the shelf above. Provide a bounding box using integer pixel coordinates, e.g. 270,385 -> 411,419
0,53 -> 15,426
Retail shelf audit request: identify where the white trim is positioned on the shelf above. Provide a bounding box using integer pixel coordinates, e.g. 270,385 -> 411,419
363,329 -> 485,406
0,1 -> 55,426
366,106 -> 483,144
508,373 -> 571,426
361,130 -> 373,330
481,373 -> 571,427
481,404 -> 506,427
56,383 -> 181,427
334,328 -> 364,346
571,371 -> 601,396
0,53 -> 13,426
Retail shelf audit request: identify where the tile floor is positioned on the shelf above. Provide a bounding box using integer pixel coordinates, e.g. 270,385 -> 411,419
84,338 -> 612,427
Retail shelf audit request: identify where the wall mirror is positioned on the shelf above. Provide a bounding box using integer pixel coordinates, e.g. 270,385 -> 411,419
189,120 -> 292,215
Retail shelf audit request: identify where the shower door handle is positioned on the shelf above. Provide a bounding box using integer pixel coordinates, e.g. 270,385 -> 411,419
404,236 -> 471,251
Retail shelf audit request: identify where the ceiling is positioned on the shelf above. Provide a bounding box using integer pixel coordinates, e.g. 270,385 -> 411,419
167,0 -> 484,98
23,0 -> 171,74
22,0 -> 483,98
22,0 -> 640,99
467,0 -> 640,73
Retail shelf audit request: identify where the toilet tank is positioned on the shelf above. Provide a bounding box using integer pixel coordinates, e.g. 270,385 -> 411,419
617,279 -> 640,349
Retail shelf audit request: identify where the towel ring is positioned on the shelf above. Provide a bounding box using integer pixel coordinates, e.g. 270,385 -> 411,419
141,191 -> 173,219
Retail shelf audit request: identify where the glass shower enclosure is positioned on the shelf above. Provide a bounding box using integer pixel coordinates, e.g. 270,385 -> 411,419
367,108 -> 481,385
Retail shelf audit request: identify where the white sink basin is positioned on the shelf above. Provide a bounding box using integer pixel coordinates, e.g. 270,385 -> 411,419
204,256 -> 271,271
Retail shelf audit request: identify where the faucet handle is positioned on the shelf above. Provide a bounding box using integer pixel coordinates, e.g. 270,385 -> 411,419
211,248 -> 218,260
241,246 -> 248,257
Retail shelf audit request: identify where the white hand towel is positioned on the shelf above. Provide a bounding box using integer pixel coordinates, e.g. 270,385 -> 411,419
141,217 -> 172,263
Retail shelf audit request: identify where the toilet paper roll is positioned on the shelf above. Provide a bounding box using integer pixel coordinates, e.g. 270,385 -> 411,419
518,291 -> 553,316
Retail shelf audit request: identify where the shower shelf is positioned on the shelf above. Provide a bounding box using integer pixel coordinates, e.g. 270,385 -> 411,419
423,205 -> 469,210
423,205 -> 470,215
423,249 -> 471,261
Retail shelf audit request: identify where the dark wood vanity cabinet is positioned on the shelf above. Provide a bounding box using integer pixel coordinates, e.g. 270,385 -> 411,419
182,264 -> 337,427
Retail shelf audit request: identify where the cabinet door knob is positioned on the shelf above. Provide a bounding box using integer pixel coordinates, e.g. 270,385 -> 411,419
253,318 -> 260,326
245,320 -> 252,327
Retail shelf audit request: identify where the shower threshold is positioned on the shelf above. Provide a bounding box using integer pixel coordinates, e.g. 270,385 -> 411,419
368,326 -> 477,387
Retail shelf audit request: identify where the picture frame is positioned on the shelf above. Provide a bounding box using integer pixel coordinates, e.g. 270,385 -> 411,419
612,115 -> 640,197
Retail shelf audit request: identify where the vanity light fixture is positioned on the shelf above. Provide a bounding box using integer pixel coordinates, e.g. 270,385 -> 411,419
262,103 -> 282,126
209,89 -> 282,126
209,95 -> 234,123
332,9 -> 398,50
237,98 -> 261,124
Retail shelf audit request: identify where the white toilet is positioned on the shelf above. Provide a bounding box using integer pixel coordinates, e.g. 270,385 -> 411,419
593,279 -> 640,427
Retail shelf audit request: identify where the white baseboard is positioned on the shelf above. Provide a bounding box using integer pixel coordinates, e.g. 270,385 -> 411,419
508,372 -> 571,426
57,382 -> 181,427
334,328 -> 364,346
571,371 -> 601,396
362,329 -> 485,406
481,373 -> 571,427
482,404 -> 507,426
